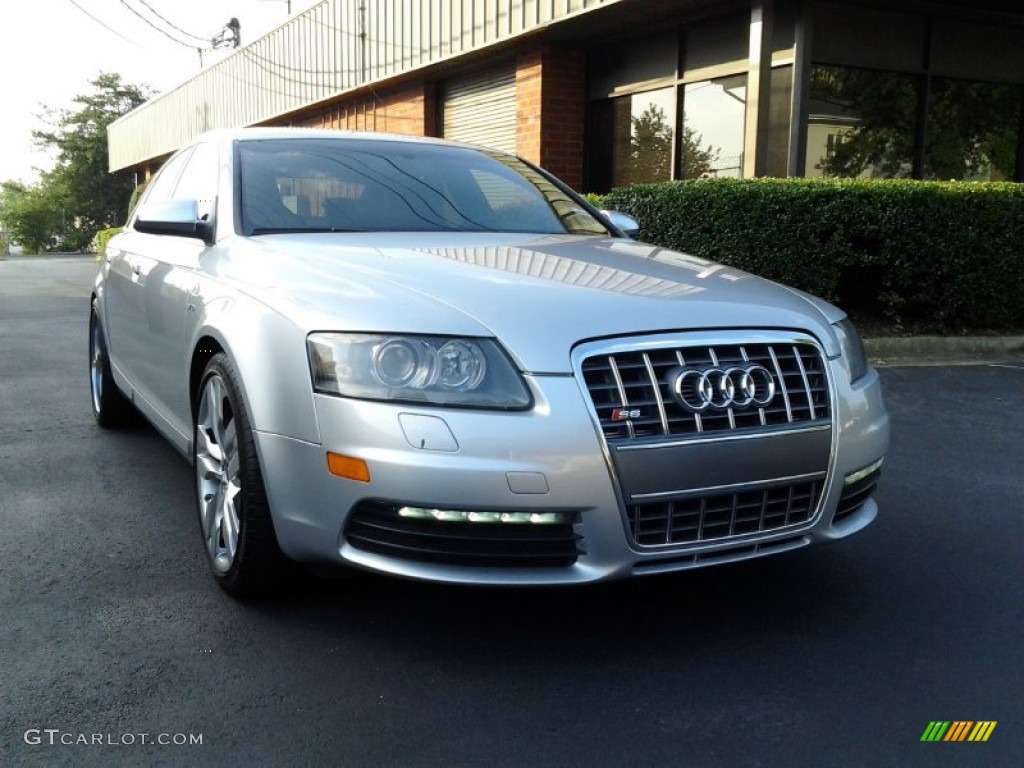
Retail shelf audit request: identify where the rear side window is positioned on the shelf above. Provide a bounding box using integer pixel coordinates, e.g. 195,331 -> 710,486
172,143 -> 219,221
136,149 -> 193,214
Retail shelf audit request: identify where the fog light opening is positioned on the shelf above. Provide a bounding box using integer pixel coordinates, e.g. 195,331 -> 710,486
398,506 -> 572,524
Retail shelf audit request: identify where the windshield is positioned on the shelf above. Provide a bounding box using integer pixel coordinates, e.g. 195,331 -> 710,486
238,138 -> 609,237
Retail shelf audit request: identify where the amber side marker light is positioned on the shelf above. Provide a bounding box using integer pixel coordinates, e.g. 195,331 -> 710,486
326,452 -> 371,482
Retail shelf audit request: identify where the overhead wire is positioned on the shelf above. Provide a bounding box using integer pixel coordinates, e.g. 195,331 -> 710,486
134,0 -> 211,44
66,0 -> 141,46
239,49 -> 338,93
197,59 -> 310,103
117,0 -> 202,48
65,0 -> 359,107
240,46 -> 358,81
305,8 -> 447,55
238,47 -> 395,111
230,7 -> 429,112
71,1 -> 428,115
234,19 -> 428,87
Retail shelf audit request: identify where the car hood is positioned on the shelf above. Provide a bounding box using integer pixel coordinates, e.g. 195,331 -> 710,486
214,232 -> 842,373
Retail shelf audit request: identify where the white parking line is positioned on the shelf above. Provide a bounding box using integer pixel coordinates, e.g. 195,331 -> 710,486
988,364 -> 1024,371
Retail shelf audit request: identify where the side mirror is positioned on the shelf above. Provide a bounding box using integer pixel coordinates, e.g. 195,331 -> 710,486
134,200 -> 213,243
600,209 -> 640,238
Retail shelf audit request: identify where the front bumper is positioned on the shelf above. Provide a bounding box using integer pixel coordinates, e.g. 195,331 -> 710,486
254,348 -> 889,585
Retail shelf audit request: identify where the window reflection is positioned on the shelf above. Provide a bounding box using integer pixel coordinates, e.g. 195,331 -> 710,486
925,79 -> 1022,181
807,65 -> 1023,181
682,75 -> 747,178
611,87 -> 675,187
238,140 -> 609,235
806,66 -> 919,178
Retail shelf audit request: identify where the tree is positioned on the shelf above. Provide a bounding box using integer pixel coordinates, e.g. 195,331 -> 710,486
810,66 -> 1020,180
811,67 -> 919,178
622,103 -> 720,185
31,72 -> 151,247
924,79 -> 1020,181
628,104 -> 674,184
679,124 -> 720,180
0,181 -> 62,254
1,182 -> 56,254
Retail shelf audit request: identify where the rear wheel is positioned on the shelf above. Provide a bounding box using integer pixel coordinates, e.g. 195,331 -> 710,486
89,300 -> 133,428
194,354 -> 289,596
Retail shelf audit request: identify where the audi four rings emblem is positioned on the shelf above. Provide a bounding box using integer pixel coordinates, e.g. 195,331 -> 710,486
672,364 -> 776,412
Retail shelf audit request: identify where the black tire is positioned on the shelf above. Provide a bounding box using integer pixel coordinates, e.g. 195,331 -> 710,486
193,353 -> 291,597
89,300 -> 134,428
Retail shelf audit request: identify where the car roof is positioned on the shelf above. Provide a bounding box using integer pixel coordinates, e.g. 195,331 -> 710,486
192,127 -> 509,155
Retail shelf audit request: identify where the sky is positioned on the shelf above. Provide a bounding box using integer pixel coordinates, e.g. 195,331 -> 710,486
0,0 -> 322,184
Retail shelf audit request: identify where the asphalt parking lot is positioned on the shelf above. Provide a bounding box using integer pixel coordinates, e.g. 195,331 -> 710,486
1,256 -> 1021,767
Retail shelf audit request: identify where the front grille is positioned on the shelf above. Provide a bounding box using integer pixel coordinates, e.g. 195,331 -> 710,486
627,481 -> 823,547
581,341 -> 830,440
346,501 -> 580,568
833,467 -> 882,524
633,535 -> 810,573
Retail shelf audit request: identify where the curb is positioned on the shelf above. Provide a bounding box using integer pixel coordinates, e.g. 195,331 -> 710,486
865,335 -> 1024,366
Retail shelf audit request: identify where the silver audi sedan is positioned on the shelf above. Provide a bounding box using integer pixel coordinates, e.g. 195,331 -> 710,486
90,128 -> 889,596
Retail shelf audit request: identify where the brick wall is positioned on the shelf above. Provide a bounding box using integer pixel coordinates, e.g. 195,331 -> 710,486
516,47 -> 586,190
285,48 -> 586,189
516,51 -> 544,164
294,82 -> 436,136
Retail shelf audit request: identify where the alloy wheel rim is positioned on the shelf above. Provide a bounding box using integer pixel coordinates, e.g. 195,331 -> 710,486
90,317 -> 104,414
195,374 -> 241,573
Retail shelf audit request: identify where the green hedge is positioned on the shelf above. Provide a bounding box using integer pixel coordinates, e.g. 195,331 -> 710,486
94,227 -> 122,256
597,178 -> 1024,333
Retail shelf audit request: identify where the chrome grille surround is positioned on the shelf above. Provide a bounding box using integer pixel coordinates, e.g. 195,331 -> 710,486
573,331 -> 837,551
580,336 -> 831,440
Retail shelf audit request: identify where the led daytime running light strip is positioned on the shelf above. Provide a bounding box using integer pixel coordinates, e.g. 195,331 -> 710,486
844,457 -> 884,486
398,507 -> 571,525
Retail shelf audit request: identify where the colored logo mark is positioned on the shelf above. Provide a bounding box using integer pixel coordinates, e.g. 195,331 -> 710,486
921,721 -> 996,742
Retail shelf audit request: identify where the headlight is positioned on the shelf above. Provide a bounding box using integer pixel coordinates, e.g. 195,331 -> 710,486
833,318 -> 868,383
308,333 -> 532,409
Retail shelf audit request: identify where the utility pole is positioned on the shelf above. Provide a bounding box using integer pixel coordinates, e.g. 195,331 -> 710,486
359,2 -> 367,82
257,0 -> 292,15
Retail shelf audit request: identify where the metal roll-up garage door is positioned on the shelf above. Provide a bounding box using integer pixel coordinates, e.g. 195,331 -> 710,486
442,65 -> 517,153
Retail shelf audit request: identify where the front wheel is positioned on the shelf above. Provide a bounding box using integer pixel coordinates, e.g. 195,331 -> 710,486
194,353 -> 289,596
89,300 -> 133,428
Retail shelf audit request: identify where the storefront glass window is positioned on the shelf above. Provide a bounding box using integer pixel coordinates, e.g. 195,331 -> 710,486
681,75 -> 747,178
806,65 -> 1023,181
597,87 -> 676,189
805,65 -> 919,178
925,78 -> 1022,181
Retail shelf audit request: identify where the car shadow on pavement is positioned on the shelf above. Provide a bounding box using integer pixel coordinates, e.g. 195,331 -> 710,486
240,543 -> 877,667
